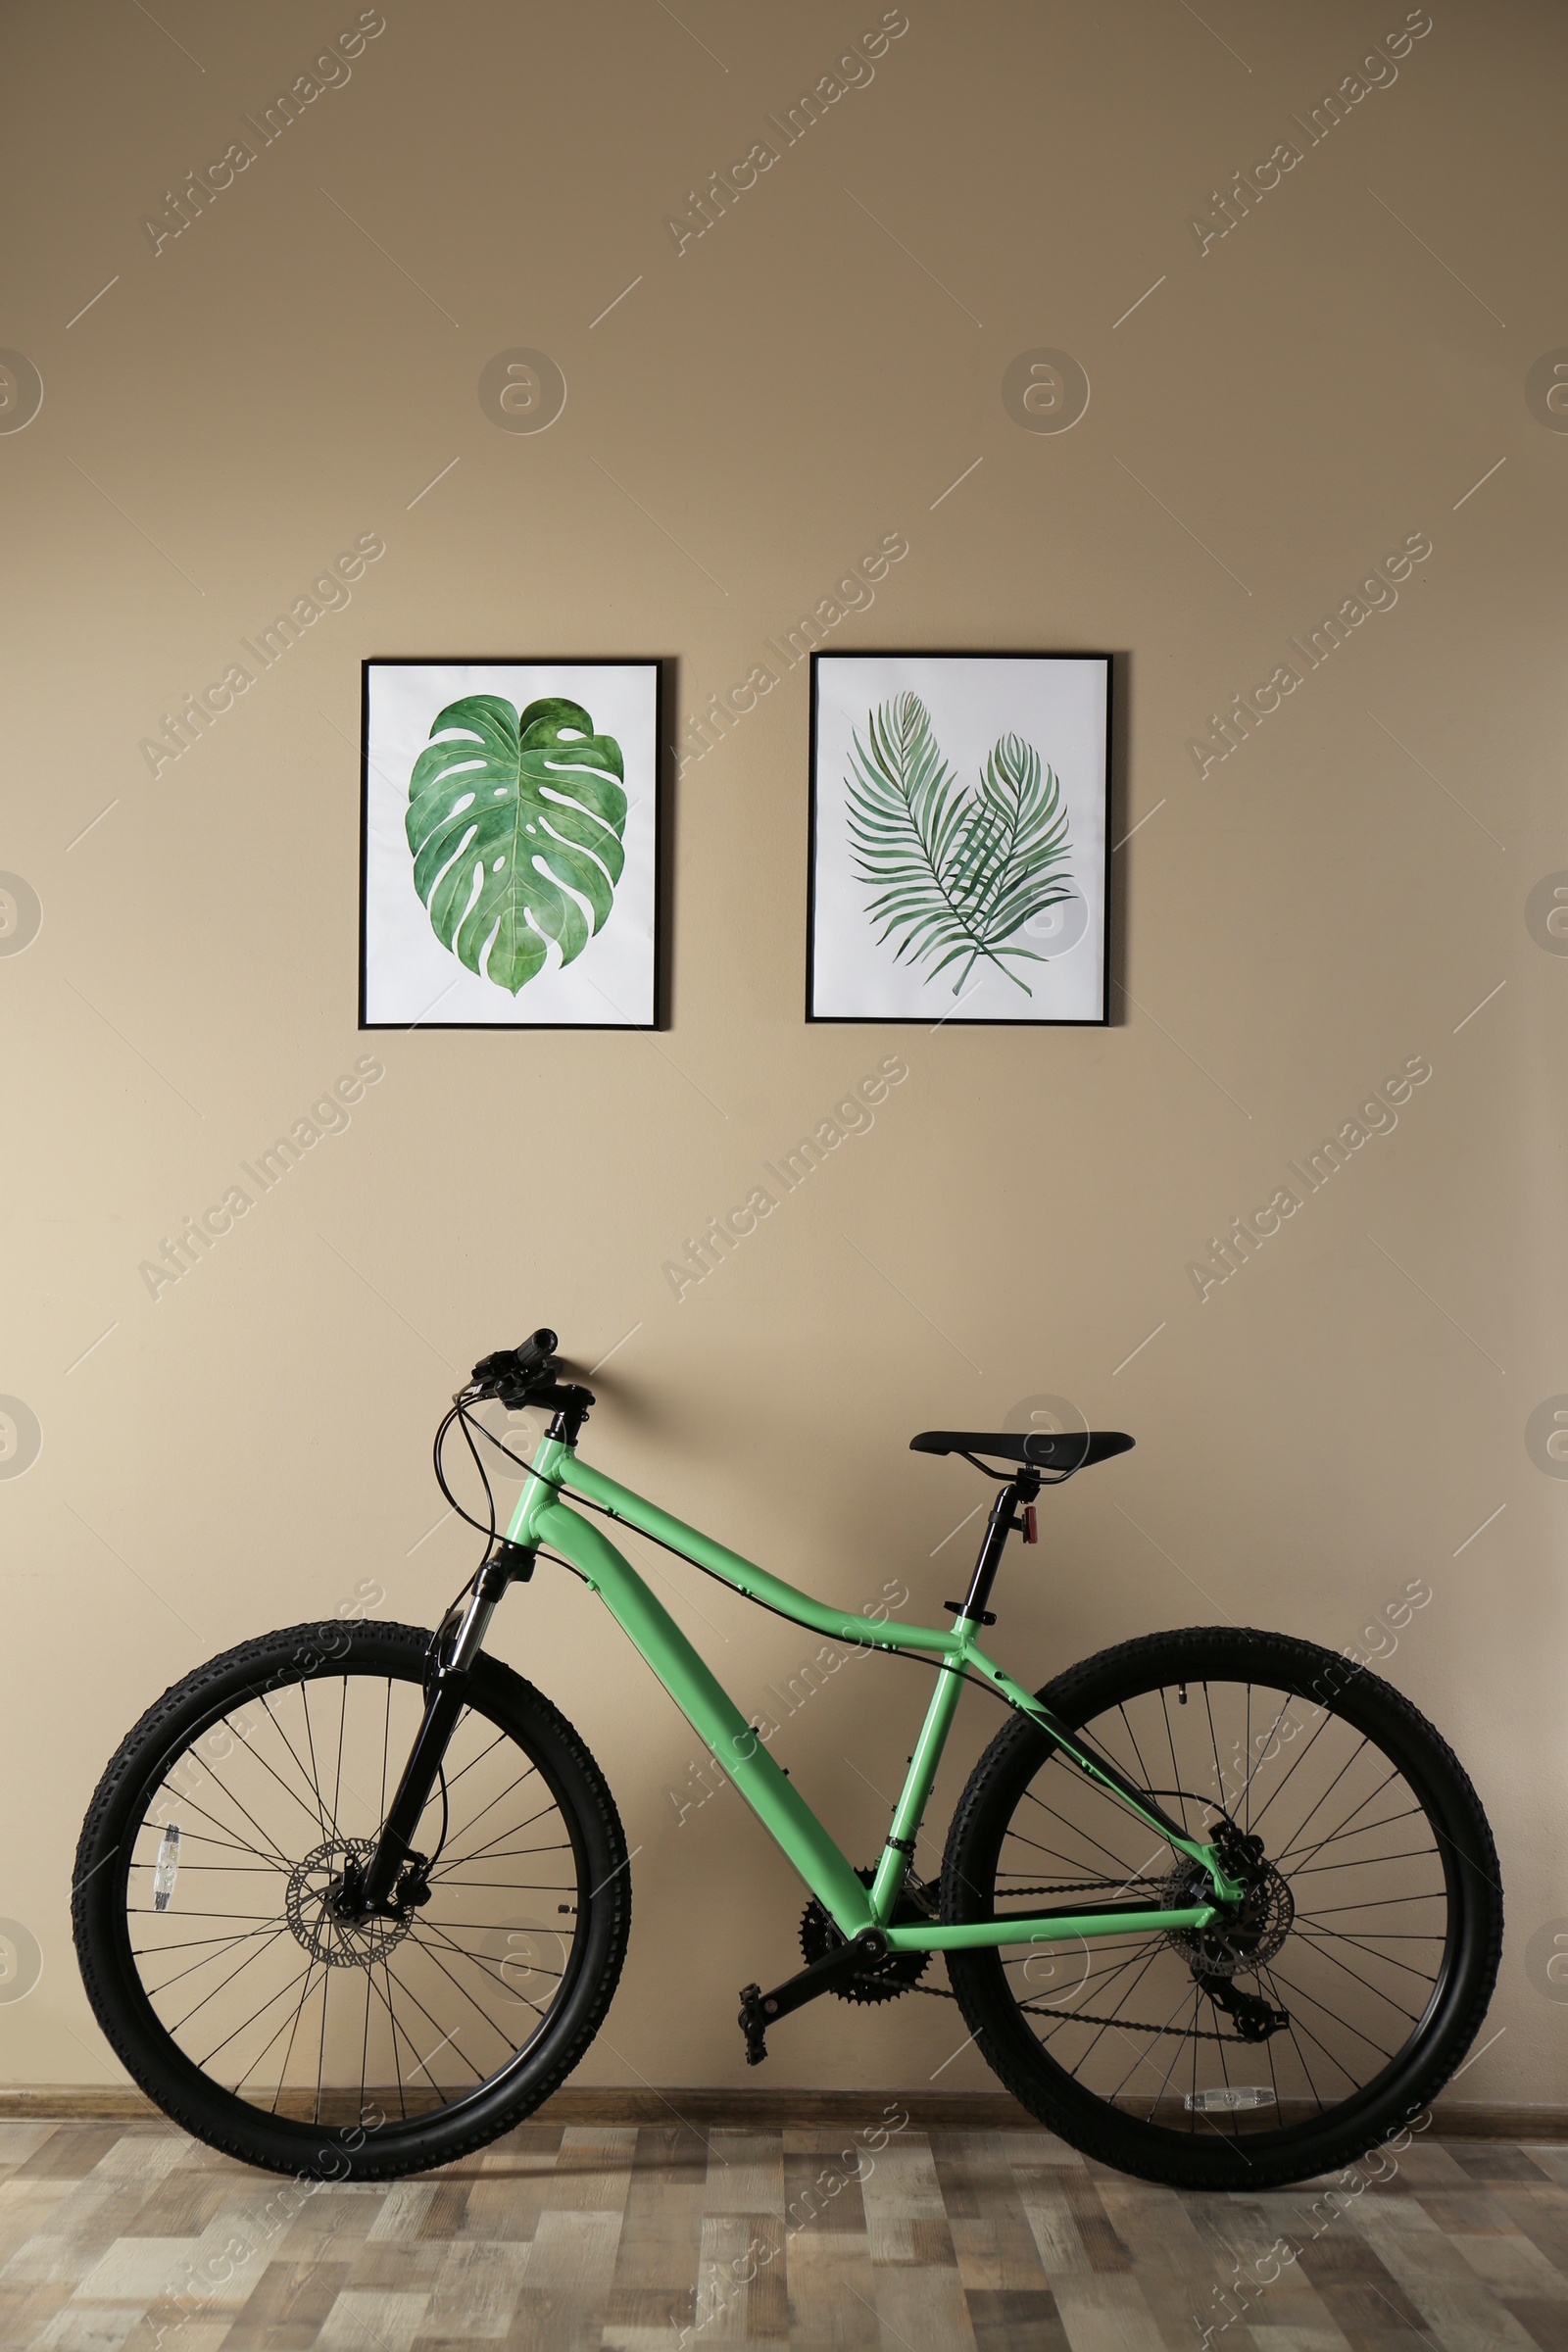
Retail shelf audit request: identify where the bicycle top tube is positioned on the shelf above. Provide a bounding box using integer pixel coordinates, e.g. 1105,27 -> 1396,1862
514,1438 -> 969,1659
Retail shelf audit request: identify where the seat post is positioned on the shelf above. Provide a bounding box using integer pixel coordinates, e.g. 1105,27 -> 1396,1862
957,1475 -> 1033,1625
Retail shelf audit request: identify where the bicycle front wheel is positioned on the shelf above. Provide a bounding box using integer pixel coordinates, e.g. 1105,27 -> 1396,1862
74,1620 -> 629,2178
942,1625 -> 1500,2188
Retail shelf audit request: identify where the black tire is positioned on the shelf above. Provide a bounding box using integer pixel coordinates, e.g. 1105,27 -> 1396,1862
73,1621 -> 629,2180
941,1626 -> 1501,2189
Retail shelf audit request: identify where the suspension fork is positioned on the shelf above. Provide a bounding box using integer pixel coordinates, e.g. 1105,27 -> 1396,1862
352,1547 -> 534,1916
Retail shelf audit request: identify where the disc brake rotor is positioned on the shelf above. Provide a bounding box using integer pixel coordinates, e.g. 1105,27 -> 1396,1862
1164,1833 -> 1295,1979
285,1837 -> 416,1970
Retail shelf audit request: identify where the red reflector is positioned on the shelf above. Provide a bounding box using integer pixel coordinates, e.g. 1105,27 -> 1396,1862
1022,1505 -> 1038,1544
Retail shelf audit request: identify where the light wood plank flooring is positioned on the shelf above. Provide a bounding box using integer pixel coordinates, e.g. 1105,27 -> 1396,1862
3,2113 -> 1566,2350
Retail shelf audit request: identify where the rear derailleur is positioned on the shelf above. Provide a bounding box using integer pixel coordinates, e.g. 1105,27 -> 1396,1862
1170,1820 -> 1292,2042
1195,1972 -> 1290,2042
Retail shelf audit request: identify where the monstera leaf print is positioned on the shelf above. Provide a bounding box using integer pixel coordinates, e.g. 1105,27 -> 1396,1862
406,695 -> 627,994
845,693 -> 1075,997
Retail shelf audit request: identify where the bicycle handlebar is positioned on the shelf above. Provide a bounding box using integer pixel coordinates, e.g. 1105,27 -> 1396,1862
466,1326 -> 595,1436
468,1326 -> 560,1396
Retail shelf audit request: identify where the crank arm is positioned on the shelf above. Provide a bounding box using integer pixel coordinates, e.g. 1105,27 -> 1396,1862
738,1929 -> 891,2065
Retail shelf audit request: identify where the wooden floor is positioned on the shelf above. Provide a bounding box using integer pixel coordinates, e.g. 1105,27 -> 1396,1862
3,2113 -> 1568,2351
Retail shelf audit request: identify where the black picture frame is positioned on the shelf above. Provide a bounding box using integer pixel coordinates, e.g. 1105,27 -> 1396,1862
359,656 -> 667,1032
806,650 -> 1114,1027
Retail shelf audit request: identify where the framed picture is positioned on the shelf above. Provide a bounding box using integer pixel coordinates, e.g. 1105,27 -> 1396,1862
360,658 -> 663,1030
807,652 -> 1111,1025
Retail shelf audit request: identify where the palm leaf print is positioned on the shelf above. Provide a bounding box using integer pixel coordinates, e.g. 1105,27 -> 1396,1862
844,693 -> 1075,996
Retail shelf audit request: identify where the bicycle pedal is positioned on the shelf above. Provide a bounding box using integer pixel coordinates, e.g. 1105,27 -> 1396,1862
737,1983 -> 770,2066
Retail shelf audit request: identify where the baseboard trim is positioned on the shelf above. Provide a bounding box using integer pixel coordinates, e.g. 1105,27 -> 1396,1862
1,2085 -> 1563,2138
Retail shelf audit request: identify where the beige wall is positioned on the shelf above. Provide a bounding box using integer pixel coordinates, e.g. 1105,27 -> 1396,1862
4,0 -> 1564,2103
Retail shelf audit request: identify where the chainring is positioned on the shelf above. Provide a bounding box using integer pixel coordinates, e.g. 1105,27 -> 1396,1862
799,1866 -> 932,2005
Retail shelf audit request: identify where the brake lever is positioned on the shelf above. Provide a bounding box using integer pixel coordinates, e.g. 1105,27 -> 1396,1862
468,1349 -> 559,1397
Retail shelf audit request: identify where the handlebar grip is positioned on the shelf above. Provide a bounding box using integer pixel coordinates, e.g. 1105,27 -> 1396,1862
514,1328 -> 559,1373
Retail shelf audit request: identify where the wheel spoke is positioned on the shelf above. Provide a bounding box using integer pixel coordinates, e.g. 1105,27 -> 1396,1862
1288,1936 -> 1428,2023
1200,1684 -> 1226,1818
183,1756 -> 306,1878
1141,1985 -> 1200,2121
1236,1690 -> 1294,1819
1294,1890 -> 1447,1932
1261,1965 -> 1366,2084
249,1694 -> 349,1840
315,1936 -> 331,2125
297,1681 -> 334,1850
185,1932 -> 312,2062
260,1957 -> 321,2112
1262,1966 -> 1397,2060
376,1959 -> 489,2086
1015,1791 -> 1149,1880
1294,1926 -> 1443,1985
1155,1689 -> 1186,1834
1115,1704 -> 1156,1806
1260,1958 -> 1328,2112
1106,1977 -> 1204,2099
439,1725 -> 510,1795
1063,1946 -> 1165,2077
1247,1711 -> 1348,1836
143,1789 -> 292,1874
433,1790 -> 553,1873
428,1846 -> 572,1877
1275,1761 -> 1399,1869
1243,1685 -> 1251,1835
1290,1850 -> 1444,1880
331,1678 -> 349,1843
412,1918 -> 547,2034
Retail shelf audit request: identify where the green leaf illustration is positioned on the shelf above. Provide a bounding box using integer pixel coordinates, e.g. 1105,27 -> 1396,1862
844,694 -> 1075,997
406,694 -> 627,995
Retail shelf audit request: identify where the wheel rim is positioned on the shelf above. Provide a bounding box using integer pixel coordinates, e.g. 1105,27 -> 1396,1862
116,1662 -> 591,2134
971,1665 -> 1463,2145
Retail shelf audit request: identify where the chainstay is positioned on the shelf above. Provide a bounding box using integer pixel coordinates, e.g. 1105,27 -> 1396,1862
855,1880 -> 1264,2044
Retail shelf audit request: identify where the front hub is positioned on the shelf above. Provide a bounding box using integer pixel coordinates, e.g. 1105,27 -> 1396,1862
288,1838 -> 416,1969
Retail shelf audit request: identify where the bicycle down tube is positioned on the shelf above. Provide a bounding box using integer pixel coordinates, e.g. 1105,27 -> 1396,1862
506,1437 -> 1244,1946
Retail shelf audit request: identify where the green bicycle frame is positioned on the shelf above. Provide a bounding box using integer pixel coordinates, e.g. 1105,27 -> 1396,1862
506,1436 -> 1244,1950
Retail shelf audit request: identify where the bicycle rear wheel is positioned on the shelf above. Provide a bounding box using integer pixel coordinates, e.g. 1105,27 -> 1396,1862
73,1620 -> 629,2179
942,1625 -> 1500,2188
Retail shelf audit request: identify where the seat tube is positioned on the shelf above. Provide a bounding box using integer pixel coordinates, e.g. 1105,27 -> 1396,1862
869,1662 -> 965,1921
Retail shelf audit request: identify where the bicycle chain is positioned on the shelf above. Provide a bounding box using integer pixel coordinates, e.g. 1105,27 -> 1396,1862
893,1977 -> 1259,2040
852,1882 -> 1265,2043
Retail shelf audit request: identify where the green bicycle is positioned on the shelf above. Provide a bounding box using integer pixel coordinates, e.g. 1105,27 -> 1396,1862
74,1329 -> 1501,2188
